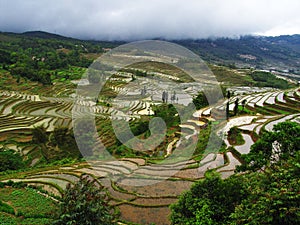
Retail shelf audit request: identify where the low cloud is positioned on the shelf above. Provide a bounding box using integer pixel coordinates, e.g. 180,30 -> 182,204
1,0 -> 300,40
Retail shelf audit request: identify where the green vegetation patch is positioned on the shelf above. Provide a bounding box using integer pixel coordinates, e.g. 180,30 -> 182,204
209,65 -> 254,86
227,126 -> 245,145
0,187 -> 58,218
250,71 -> 292,89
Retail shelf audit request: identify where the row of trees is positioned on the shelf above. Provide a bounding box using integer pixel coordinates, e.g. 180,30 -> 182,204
226,91 -> 247,119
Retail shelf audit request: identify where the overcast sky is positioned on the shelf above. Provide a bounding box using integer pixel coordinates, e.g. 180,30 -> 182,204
0,0 -> 300,40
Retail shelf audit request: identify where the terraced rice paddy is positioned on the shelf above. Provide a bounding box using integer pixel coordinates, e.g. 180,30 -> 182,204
222,88 -> 300,160
1,81 -> 300,224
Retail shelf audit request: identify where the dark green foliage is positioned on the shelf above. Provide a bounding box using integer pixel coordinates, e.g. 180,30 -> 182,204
234,98 -> 239,116
193,92 -> 209,110
32,126 -> 48,144
153,104 -> 179,127
170,172 -> 247,225
54,176 -> 118,225
250,71 -> 290,89
0,49 -> 12,64
0,200 -> 15,214
228,126 -> 244,145
10,66 -> 52,85
0,149 -> 24,172
130,120 -> 150,136
171,154 -> 300,225
238,121 -> 300,171
49,127 -> 82,159
171,121 -> 300,225
230,154 -> 300,224
0,31 -> 118,85
32,126 -> 82,162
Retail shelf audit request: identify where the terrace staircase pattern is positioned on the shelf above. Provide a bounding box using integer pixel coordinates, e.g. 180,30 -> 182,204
1,87 -> 300,225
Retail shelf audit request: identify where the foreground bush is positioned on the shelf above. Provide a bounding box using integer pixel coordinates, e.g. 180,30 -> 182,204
54,175 -> 119,225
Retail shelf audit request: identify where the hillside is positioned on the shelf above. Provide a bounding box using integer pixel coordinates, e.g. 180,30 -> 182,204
1,31 -> 300,78
0,31 -> 299,225
176,35 -> 300,73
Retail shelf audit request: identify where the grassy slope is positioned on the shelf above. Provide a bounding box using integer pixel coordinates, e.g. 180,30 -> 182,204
0,186 -> 58,224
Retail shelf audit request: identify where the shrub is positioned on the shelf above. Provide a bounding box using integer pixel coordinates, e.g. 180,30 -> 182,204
54,175 -> 119,225
0,149 -> 24,172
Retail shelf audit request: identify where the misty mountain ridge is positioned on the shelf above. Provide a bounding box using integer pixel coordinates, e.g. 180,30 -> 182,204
2,30 -> 300,72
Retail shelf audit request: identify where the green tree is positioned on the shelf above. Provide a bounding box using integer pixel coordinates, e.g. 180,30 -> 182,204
193,92 -> 209,110
238,121 -> 300,171
233,98 -> 239,116
241,99 -> 246,111
32,125 -> 48,144
230,153 -> 300,224
250,71 -> 290,89
170,172 -> 247,225
153,104 -> 179,127
0,149 -> 24,172
171,122 -> 300,225
49,127 -> 82,159
38,69 -> 52,85
54,176 -> 118,225
226,101 -> 230,119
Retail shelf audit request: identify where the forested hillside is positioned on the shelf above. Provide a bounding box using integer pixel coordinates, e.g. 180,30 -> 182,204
0,31 -> 119,84
176,35 -> 300,72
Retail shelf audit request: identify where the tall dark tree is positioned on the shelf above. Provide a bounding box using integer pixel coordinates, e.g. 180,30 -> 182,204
241,99 -> 246,111
227,90 -> 231,99
226,101 -> 230,120
233,98 -> 239,116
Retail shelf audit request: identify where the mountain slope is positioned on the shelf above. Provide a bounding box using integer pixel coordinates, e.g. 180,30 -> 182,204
1,31 -> 300,73
175,35 -> 300,71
